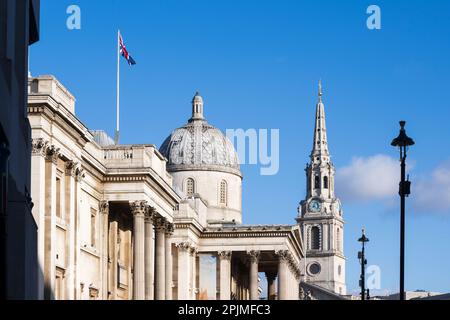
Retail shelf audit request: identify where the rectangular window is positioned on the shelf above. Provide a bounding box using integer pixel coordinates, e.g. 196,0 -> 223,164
55,268 -> 65,300
90,208 -> 97,247
56,177 -> 61,218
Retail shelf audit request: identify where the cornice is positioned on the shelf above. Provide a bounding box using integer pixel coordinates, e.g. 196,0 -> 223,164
103,173 -> 180,208
28,102 -> 92,147
200,230 -> 292,239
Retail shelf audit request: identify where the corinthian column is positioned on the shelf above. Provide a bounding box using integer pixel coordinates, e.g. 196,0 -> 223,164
131,201 -> 147,300
247,250 -> 260,300
154,216 -> 166,300
276,250 -> 290,300
165,222 -> 174,300
266,272 -> 277,300
218,251 -> 232,300
144,206 -> 155,300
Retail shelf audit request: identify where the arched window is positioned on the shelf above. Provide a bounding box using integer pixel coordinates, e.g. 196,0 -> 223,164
314,175 -> 320,189
323,176 -> 329,189
311,226 -> 320,250
186,178 -> 195,197
337,228 -> 341,252
219,180 -> 228,206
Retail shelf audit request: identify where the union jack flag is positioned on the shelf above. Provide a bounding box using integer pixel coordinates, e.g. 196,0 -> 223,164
119,32 -> 136,66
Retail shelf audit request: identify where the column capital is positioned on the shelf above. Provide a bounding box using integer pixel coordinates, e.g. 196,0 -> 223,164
130,200 -> 148,217
65,160 -> 78,177
247,250 -> 260,264
154,216 -> 167,232
190,246 -> 198,256
275,250 -> 291,262
145,206 -> 156,222
218,251 -> 232,261
175,241 -> 192,252
45,145 -> 60,164
31,138 -> 48,157
165,222 -> 174,235
99,201 -> 109,215
75,167 -> 85,182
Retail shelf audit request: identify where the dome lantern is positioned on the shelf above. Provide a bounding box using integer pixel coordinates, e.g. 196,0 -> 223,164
160,93 -> 241,177
191,91 -> 204,121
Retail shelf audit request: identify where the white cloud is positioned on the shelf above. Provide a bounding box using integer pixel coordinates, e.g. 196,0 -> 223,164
336,155 -> 450,215
336,155 -> 399,202
413,161 -> 450,214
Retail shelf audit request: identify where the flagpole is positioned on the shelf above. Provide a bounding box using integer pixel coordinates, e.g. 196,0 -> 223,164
115,30 -> 120,145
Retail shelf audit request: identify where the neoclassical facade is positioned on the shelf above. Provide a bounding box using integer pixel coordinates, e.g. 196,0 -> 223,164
28,75 -> 304,300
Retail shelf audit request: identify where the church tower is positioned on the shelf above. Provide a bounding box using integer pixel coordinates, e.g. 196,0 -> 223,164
297,81 -> 346,295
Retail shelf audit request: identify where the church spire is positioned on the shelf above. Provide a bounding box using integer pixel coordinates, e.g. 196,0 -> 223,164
311,80 -> 330,162
191,91 -> 204,121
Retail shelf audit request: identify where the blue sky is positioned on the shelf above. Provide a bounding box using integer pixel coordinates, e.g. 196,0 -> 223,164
31,0 -> 450,295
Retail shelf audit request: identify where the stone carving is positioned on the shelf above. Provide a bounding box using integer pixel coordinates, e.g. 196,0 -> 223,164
218,251 -> 232,261
65,160 -> 78,177
45,145 -> 60,164
176,241 -> 192,252
145,206 -> 156,222
31,138 -> 48,157
247,250 -> 260,263
275,250 -> 291,261
130,200 -> 147,217
165,221 -> 174,235
75,167 -> 85,182
99,201 -> 109,215
154,216 -> 167,232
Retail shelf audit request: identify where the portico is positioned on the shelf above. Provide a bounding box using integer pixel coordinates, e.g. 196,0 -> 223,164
171,223 -> 304,300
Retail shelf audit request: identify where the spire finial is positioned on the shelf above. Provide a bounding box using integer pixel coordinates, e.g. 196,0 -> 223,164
318,79 -> 323,101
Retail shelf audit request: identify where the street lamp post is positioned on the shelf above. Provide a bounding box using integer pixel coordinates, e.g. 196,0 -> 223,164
391,121 -> 415,301
358,228 -> 369,301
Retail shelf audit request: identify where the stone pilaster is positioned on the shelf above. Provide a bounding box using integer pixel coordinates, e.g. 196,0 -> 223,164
99,201 -> 109,300
165,222 -> 174,300
44,145 -> 59,299
176,242 -> 191,300
144,206 -> 156,300
247,250 -> 260,300
218,251 -> 232,300
31,138 -> 48,299
64,161 -> 77,300
130,200 -> 147,300
154,216 -> 166,300
190,246 -> 198,300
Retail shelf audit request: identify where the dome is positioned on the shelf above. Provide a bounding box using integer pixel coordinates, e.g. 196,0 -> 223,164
160,92 -> 241,176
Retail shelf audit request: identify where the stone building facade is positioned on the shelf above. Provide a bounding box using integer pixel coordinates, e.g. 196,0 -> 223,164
28,75 -> 304,300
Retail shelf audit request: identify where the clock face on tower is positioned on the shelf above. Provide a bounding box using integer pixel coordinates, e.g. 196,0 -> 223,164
309,200 -> 321,213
